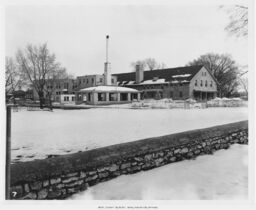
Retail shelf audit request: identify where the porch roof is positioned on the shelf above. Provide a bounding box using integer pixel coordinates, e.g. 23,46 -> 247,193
78,86 -> 139,93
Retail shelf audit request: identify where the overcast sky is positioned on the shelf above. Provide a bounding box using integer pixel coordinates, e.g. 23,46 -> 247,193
5,3 -> 248,76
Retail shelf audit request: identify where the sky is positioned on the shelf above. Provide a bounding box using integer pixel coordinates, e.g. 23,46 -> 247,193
5,3 -> 248,77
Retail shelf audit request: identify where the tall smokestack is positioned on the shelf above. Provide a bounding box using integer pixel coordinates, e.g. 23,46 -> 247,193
136,64 -> 144,84
104,35 -> 111,85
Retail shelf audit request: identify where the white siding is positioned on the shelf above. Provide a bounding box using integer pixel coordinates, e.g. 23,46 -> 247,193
189,67 -> 217,97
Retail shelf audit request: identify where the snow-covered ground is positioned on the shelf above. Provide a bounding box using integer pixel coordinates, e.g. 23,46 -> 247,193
11,107 -> 248,162
70,144 -> 248,200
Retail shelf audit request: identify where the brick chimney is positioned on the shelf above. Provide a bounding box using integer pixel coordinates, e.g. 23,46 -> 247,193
135,64 -> 144,84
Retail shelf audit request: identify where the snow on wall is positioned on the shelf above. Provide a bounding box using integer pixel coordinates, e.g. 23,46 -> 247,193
10,121 -> 248,200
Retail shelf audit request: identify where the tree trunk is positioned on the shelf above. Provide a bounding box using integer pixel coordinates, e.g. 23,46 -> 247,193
38,91 -> 44,109
48,95 -> 53,111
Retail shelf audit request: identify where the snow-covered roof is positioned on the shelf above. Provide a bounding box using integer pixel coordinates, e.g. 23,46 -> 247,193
172,74 -> 191,78
140,79 -> 168,85
79,86 -> 139,93
62,89 -> 68,91
231,97 -> 242,101
171,80 -> 179,83
127,81 -> 135,85
181,80 -> 189,83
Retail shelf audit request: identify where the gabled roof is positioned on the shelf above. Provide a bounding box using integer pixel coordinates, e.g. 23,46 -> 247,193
112,65 -> 204,84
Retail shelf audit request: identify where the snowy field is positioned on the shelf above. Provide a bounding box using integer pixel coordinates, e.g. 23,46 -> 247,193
70,144 -> 248,200
11,107 -> 248,162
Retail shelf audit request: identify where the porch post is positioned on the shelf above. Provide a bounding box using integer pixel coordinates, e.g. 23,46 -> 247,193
105,92 -> 109,102
137,93 -> 141,101
92,92 -> 98,105
117,93 -> 120,102
127,93 -> 131,101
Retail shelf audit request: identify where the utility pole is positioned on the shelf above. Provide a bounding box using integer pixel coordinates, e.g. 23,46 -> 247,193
6,105 -> 11,199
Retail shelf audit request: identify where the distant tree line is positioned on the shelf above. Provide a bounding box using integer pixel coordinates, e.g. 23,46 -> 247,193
131,58 -> 166,71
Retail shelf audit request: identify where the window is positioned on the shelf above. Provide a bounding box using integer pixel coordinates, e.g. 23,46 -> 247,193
83,79 -> 85,83
110,93 -> 117,101
195,80 -> 198,86
210,81 -> 213,87
179,91 -> 183,98
92,78 -> 94,84
205,80 -> 208,87
98,93 -> 106,101
87,79 -> 89,84
66,96 -> 69,101
111,78 -> 114,84
170,91 -> 173,98
200,80 -> 203,87
100,78 -> 103,83
72,96 -> 75,101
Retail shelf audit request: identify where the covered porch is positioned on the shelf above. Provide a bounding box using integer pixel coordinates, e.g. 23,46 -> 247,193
193,90 -> 217,101
75,86 -> 141,105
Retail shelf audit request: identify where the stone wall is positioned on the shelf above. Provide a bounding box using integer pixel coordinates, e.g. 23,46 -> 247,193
10,120 -> 248,200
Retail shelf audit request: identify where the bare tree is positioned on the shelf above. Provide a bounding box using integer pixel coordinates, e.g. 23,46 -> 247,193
188,53 -> 240,97
239,77 -> 248,97
131,58 -> 166,71
131,60 -> 146,71
5,57 -> 22,97
222,5 -> 248,37
144,58 -> 158,70
16,43 -> 65,109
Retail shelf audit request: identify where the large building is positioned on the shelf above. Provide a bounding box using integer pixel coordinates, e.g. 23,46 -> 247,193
29,35 -> 218,103
113,65 -> 218,101
32,78 -> 78,102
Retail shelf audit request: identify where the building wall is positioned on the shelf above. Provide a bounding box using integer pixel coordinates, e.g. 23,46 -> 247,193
125,83 -> 190,100
60,94 -> 76,104
77,75 -> 117,89
189,66 -> 217,97
163,84 -> 190,100
32,79 -> 77,102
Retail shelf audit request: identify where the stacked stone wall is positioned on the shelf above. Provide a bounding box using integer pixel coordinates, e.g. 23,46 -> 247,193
10,121 -> 248,200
